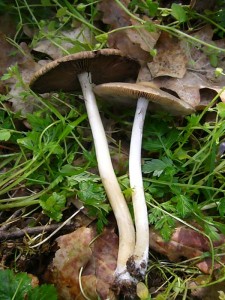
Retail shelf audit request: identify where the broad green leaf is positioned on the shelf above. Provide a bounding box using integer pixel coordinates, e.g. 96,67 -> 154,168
146,0 -> 158,16
0,270 -> 57,300
209,53 -> 218,67
143,157 -> 174,177
26,113 -> 52,132
218,198 -> 225,216
41,0 -> 51,5
217,102 -> 225,118
0,129 -> 11,141
171,3 -> 187,23
0,269 -> 32,300
17,132 -> 40,151
172,195 -> 192,218
56,7 -> 67,18
40,192 -> 66,221
78,181 -> 106,204
27,284 -> 57,300
95,33 -> 108,43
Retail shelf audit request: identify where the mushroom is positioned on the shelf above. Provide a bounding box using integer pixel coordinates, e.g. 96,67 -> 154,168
29,49 -> 140,287
93,82 -> 195,279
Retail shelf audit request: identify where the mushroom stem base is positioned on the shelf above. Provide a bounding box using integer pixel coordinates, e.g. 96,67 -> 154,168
127,255 -> 148,281
113,270 -> 137,299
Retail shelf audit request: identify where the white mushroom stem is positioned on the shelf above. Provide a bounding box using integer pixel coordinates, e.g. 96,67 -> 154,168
78,72 -> 136,281
129,97 -> 149,278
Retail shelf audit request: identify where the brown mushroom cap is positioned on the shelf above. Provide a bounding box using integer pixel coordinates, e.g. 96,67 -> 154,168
93,82 -> 195,115
29,49 -> 140,94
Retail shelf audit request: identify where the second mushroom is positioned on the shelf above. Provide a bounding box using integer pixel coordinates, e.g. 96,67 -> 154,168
94,82 -> 194,279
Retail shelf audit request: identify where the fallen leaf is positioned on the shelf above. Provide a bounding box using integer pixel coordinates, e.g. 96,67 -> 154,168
82,227 -> 118,299
149,225 -> 225,274
140,70 -> 225,109
190,0 -> 217,12
127,17 -> 160,54
147,32 -> 188,78
186,25 -> 225,83
98,0 -> 159,61
189,275 -> 225,300
4,42 -> 41,114
45,226 -> 118,299
0,32 -> 20,77
33,26 -> 93,60
45,227 -> 94,300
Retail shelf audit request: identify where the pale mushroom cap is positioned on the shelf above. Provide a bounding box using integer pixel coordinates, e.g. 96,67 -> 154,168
94,82 -> 195,115
30,49 -> 140,93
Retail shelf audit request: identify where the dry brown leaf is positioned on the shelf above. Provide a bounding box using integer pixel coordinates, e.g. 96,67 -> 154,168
45,226 -> 118,300
5,43 -> 41,114
147,32 -> 188,78
45,227 -> 94,300
0,32 -> 20,77
189,275 -> 225,300
98,0 -> 130,28
140,25 -> 225,110
140,70 -> 225,109
186,25 -> 225,83
98,0 -> 159,61
127,17 -> 160,54
33,27 -> 93,60
149,226 -> 225,274
190,0 -> 217,12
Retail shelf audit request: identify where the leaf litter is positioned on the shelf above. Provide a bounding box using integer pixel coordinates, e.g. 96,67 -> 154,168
45,226 -> 118,299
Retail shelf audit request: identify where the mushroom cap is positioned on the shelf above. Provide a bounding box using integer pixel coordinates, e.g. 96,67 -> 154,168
29,49 -> 140,94
93,82 -> 195,115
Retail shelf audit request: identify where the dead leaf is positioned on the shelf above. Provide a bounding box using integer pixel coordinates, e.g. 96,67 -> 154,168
127,17 -> 160,54
5,42 -> 41,114
186,25 -> 225,83
0,32 -> 20,77
189,275 -> 225,300
45,226 -> 118,300
190,0 -> 217,12
98,0 -> 159,61
33,26 -> 93,60
45,227 -> 94,300
147,32 -> 188,78
149,225 -> 225,274
140,70 -> 225,109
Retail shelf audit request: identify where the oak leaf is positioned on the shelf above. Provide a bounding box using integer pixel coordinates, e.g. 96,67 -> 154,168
147,32 -> 188,78
149,225 -> 225,274
45,226 -> 118,299
98,0 -> 159,61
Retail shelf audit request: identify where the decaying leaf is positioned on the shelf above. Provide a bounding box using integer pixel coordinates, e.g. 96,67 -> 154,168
33,26 -> 93,60
45,226 -> 118,300
149,225 -> 225,274
138,25 -> 225,109
190,0 -> 217,12
98,0 -> 159,61
5,42 -> 41,114
147,32 -> 188,78
0,32 -> 20,77
140,70 -> 225,109
187,25 -> 225,82
127,17 -> 160,54
189,275 -> 225,300
82,227 -> 118,299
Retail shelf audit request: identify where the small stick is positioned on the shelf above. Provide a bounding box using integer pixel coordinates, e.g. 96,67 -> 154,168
0,222 -> 76,241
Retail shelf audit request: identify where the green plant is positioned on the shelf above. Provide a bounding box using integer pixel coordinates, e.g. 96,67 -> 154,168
0,269 -> 57,300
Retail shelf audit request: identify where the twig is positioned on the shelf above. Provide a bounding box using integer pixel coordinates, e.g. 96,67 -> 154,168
0,209 -> 23,231
0,222 -> 75,241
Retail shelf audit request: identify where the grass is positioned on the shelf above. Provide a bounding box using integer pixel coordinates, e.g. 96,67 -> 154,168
1,0 -> 225,299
